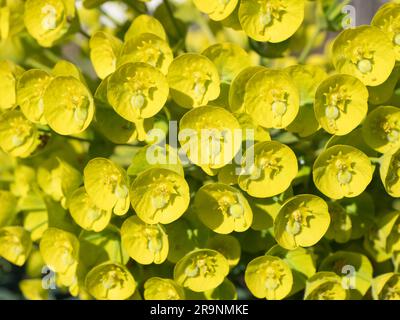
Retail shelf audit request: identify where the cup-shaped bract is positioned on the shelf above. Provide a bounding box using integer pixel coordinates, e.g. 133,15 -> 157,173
313,145 -> 374,199
89,31 -> 122,79
130,168 -> 190,224
174,249 -> 229,292
229,66 -> 265,113
304,272 -> 348,300
332,26 -> 396,87
83,158 -> 130,215
69,187 -> 112,232
314,74 -> 369,136
167,54 -> 220,108
238,0 -> 305,43
17,69 -> 53,124
194,0 -> 238,21
0,60 -> 24,110
85,262 -> 136,300
202,42 -> 252,83
43,76 -> 95,135
118,33 -> 173,75
204,278 -> 238,300
24,0 -> 76,47
194,183 -> 252,234
0,226 -> 32,266
144,277 -> 185,300
121,216 -> 169,265
0,110 -> 39,158
284,65 -> 327,137
124,14 -> 167,42
206,234 -> 241,268
274,194 -> 330,250
242,68 -> 299,129
245,255 -> 293,300
372,3 -> 400,61
39,228 -> 79,285
0,190 -> 17,227
238,141 -> 298,198
380,148 -> 400,197
19,279 -> 49,300
179,106 -> 241,173
325,202 -> 352,244
362,106 -> 400,154
107,62 -> 169,122
372,272 -> 400,300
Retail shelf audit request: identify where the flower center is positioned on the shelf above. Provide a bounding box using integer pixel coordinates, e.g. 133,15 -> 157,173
394,34 -> 400,46
229,203 -> 244,218
325,105 -> 340,120
272,101 -> 287,117
114,183 -> 128,199
131,92 -> 145,110
357,59 -> 372,74
387,129 -> 400,143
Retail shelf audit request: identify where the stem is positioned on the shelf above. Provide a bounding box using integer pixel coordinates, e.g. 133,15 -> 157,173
328,0 -> 352,21
24,58 -> 52,71
38,128 -> 93,143
79,28 -> 91,39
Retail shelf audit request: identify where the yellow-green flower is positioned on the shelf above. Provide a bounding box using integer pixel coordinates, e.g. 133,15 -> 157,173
19,279 -> 49,300
120,216 -> 169,265
245,255 -> 293,300
144,277 -> 185,300
204,278 -> 238,300
0,226 -> 32,266
167,53 -> 220,108
238,0 -> 305,43
242,68 -> 299,129
380,148 -> 400,197
0,60 -> 24,109
207,234 -> 241,268
124,14 -> 166,42
313,145 -> 374,199
274,194 -> 330,250
130,168 -> 190,225
85,262 -> 136,300
194,183 -> 253,234
325,202 -> 352,244
362,106 -> 400,154
314,74 -> 369,136
372,273 -> 400,300
238,141 -> 298,198
372,3 -> 400,61
304,272 -> 348,300
174,249 -> 229,292
332,26 -> 396,86
194,0 -> 238,21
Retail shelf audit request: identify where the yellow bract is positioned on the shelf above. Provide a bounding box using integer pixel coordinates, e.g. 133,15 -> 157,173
304,272 -> 348,300
144,277 -> 185,300
125,14 -> 167,42
0,226 -> 32,266
0,60 -> 24,110
194,0 -> 238,21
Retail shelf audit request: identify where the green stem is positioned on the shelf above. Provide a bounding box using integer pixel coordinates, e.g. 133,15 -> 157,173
24,58 -> 52,72
79,28 -> 91,39
328,0 -> 352,21
164,0 -> 183,38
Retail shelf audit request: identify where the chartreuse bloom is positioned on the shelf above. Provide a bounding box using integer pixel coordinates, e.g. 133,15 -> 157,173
238,141 -> 298,198
314,74 -> 369,136
107,62 -> 169,139
267,245 -> 316,296
85,262 -> 136,300
325,202 -> 352,244
332,26 -> 396,87
313,145 -> 374,199
304,272 -> 348,300
121,216 -> 169,265
372,3 -> 400,61
362,106 -> 400,154
43,76 -> 95,135
245,255 -> 293,300
274,195 -> 330,250
0,190 -> 17,227
37,156 -> 82,208
207,234 -> 241,268
193,0 -> 238,21
39,228 -> 79,287
0,226 -> 32,266
368,66 -> 400,106
51,60 -> 86,83
118,33 -> 173,75
229,66 -> 265,113
174,249 -> 229,292
380,148 -> 400,197
0,60 -> 24,109
89,31 -> 122,79
242,68 -> 299,129
144,277 -> 185,300
194,183 -> 253,234
167,54 -> 220,108
320,251 -> 373,300
238,0 -> 305,42
372,273 -> 400,300
24,0 -> 77,47
202,43 -> 252,83
284,65 -> 327,137
19,279 -> 49,300
0,110 -> 39,158
0,0 -> 25,41
204,278 -> 237,300
17,69 -> 53,124
130,168 -> 190,224
69,187 -> 112,232
179,106 -> 241,174
124,14 -> 167,42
